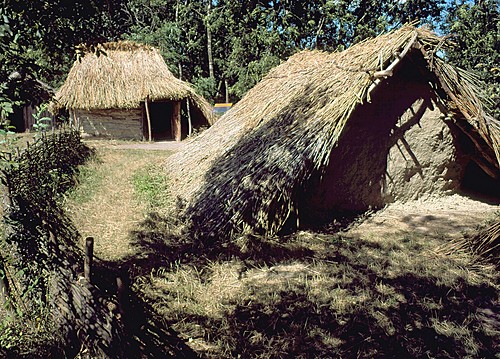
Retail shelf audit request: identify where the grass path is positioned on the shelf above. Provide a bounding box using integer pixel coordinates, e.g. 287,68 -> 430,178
64,146 -> 171,261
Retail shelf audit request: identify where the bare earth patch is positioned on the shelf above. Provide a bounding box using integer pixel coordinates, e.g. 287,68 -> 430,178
350,194 -> 499,240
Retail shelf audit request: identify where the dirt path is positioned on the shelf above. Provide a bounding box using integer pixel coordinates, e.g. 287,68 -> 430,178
349,194 -> 498,240
84,139 -> 188,151
65,148 -> 171,261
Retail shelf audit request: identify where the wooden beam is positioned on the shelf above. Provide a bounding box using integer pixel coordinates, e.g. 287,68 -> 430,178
145,97 -> 152,142
186,98 -> 192,136
171,101 -> 181,142
367,31 -> 419,102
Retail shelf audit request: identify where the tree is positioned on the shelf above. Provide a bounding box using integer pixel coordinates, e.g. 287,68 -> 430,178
443,0 -> 500,117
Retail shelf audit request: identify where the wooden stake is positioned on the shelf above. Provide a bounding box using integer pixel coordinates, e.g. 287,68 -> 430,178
145,97 -> 152,142
0,260 -> 11,310
186,99 -> 192,136
84,237 -> 94,283
171,101 -> 181,142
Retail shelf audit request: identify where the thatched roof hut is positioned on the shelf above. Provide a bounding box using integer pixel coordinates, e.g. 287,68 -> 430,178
167,25 -> 500,241
53,41 -> 214,141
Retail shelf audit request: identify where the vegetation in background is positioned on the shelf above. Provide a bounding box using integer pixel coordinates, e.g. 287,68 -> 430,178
443,0 -> 500,118
1,0 -> 498,111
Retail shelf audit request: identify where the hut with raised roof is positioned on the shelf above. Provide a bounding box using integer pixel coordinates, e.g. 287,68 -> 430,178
53,41 -> 215,141
166,25 -> 500,241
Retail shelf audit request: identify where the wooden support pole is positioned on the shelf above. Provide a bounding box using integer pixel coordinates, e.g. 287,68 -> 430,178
116,277 -> 124,316
84,237 -> 94,283
186,99 -> 192,137
145,97 -> 152,142
171,101 -> 181,142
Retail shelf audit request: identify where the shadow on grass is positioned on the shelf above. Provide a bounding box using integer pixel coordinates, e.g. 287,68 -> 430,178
103,211 -> 499,358
90,257 -> 201,359
205,255 -> 499,359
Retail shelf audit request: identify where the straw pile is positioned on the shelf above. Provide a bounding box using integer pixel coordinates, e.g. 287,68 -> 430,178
53,41 -> 214,123
167,25 -> 500,241
441,218 -> 500,264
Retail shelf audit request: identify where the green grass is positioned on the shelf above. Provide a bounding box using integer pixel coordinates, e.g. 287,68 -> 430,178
132,164 -> 170,210
63,158 -> 103,206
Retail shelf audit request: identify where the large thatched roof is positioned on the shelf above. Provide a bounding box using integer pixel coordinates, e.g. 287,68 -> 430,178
167,25 -> 500,241
53,41 -> 214,123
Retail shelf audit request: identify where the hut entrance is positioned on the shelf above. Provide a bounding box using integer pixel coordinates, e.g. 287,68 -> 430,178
299,56 -> 465,227
145,101 -> 181,141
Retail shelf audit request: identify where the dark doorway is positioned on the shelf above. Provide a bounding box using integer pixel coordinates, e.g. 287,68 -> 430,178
460,161 -> 500,202
148,101 -> 173,140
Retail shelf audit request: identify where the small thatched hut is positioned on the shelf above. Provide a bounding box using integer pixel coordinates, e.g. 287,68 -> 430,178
167,25 -> 500,241
53,41 -> 214,141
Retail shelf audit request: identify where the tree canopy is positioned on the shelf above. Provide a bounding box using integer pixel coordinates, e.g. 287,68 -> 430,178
0,0 -> 498,116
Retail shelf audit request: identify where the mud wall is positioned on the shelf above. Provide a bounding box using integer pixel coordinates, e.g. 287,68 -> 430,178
300,57 -> 465,224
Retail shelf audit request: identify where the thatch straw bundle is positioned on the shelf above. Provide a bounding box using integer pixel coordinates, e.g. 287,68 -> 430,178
53,41 -> 214,123
441,218 -> 500,264
167,25 -> 500,241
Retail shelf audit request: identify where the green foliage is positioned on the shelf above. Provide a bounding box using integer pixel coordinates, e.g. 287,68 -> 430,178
0,122 -> 17,149
192,76 -> 218,101
444,0 -> 500,117
0,130 -> 95,355
31,103 -> 52,134
0,130 -> 94,303
1,0 -> 497,111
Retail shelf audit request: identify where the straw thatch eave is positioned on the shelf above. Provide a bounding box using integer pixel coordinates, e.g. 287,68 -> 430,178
53,41 -> 215,124
166,25 -> 500,241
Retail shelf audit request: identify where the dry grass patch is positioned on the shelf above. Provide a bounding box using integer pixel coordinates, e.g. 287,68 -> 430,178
63,145 -> 171,261
133,216 -> 499,358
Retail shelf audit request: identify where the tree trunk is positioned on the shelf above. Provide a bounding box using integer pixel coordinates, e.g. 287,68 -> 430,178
206,1 -> 214,79
225,79 -> 229,103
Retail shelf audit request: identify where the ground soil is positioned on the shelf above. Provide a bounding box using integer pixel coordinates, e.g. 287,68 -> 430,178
350,194 -> 498,241
87,139 -> 188,151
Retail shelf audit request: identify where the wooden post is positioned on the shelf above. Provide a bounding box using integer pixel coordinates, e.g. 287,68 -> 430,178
71,109 -> 79,130
116,277 -> 124,316
186,99 -> 192,137
1,168 -> 12,309
84,237 -> 94,283
145,97 -> 152,142
171,101 -> 181,142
